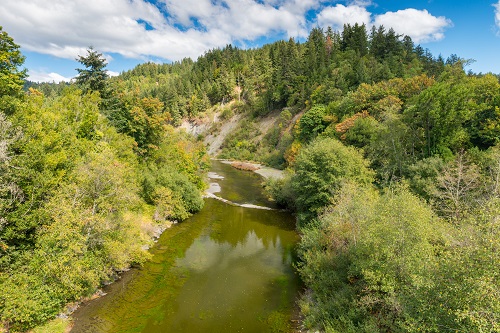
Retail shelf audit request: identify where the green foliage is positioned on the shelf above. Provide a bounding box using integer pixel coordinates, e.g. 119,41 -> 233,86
403,70 -> 500,158
366,111 -> 413,183
0,26 -> 26,114
432,152 -> 484,221
297,183 -> 448,332
0,269 -> 65,330
0,113 -> 20,243
219,119 -> 260,161
127,96 -> 169,152
142,164 -> 204,221
0,87 -> 207,330
0,29 -> 209,331
294,145 -> 500,333
415,196 -> 500,333
264,171 -> 296,209
406,156 -> 445,200
342,115 -> 379,148
291,137 -> 374,226
111,23 -> 444,127
75,47 -> 109,96
297,105 -> 329,142
2,90 -> 89,249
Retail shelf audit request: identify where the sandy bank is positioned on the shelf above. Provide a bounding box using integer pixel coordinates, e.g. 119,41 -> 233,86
216,159 -> 285,180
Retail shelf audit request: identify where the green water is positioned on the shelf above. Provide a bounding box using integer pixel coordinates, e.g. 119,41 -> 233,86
71,161 -> 300,333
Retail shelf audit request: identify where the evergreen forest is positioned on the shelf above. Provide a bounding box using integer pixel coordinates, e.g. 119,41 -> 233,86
1,22 -> 500,332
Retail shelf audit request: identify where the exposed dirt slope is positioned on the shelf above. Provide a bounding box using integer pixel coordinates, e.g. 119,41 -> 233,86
180,106 -> 303,161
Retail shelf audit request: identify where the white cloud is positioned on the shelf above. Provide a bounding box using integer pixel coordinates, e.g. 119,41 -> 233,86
317,5 -> 452,44
27,70 -> 73,83
373,9 -> 452,43
347,0 -> 372,7
107,70 -> 120,77
317,4 -> 371,30
494,1 -> 500,31
0,0 -> 322,62
1,0 -> 452,66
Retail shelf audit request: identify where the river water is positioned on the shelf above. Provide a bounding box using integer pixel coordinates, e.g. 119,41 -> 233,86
71,160 -> 300,333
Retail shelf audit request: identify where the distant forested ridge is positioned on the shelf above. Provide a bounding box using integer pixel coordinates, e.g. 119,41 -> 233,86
2,21 -> 499,332
113,24 -> 450,121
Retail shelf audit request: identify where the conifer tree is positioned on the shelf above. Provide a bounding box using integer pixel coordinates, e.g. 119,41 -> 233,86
75,46 -> 108,96
0,26 -> 26,113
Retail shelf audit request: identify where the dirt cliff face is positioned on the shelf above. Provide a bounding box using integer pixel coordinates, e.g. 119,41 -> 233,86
180,109 -> 243,156
180,106 -> 302,161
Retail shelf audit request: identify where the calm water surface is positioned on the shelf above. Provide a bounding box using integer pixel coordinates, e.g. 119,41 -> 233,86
71,161 -> 300,333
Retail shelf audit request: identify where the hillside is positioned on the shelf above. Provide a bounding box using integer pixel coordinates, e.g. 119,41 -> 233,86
112,28 -> 500,332
116,26 -> 500,333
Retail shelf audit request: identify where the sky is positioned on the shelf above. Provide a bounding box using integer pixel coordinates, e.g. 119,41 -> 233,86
1,0 -> 500,82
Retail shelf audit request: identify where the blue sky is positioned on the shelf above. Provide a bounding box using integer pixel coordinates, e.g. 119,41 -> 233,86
1,0 -> 499,82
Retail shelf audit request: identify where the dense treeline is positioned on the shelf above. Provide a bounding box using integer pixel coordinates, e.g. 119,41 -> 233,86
0,27 -> 208,331
115,24 -> 446,121
271,138 -> 500,332
261,40 -> 500,333
111,23 -> 452,168
259,58 -> 500,330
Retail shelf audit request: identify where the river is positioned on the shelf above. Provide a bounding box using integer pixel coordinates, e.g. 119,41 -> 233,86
70,160 -> 301,333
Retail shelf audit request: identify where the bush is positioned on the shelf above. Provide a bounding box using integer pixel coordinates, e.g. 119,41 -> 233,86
291,137 -> 374,226
264,171 -> 296,209
298,105 -> 329,143
142,165 -> 204,221
298,183 -> 447,332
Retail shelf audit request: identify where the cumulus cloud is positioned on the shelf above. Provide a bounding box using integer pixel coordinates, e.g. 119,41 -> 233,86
27,68 -> 119,83
107,70 -> 120,77
317,4 -> 371,30
373,9 -> 452,43
495,1 -> 500,31
0,0 -> 212,60
317,5 -> 452,44
0,0 -> 322,62
347,0 -> 373,7
27,70 -> 73,83
0,0 -> 452,65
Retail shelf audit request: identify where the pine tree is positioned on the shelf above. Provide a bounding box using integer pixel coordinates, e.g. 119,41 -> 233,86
75,46 -> 108,96
0,26 -> 26,113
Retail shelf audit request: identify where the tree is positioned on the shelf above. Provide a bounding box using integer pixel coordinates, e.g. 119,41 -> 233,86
369,25 -> 387,60
291,137 -> 374,226
126,96 -> 170,153
341,23 -> 368,56
297,183 -> 446,332
0,111 -> 22,252
75,46 -> 108,96
297,104 -> 329,142
0,26 -> 26,114
433,152 -> 483,221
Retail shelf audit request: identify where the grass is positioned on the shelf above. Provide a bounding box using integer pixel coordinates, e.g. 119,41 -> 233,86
29,318 -> 72,333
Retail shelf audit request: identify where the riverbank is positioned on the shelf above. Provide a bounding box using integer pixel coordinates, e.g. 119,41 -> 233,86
23,229 -> 174,333
216,159 -> 285,179
67,160 -> 300,333
25,160 -> 287,333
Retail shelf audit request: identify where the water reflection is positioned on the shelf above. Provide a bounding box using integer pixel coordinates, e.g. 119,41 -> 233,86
143,200 -> 299,333
71,161 -> 299,333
